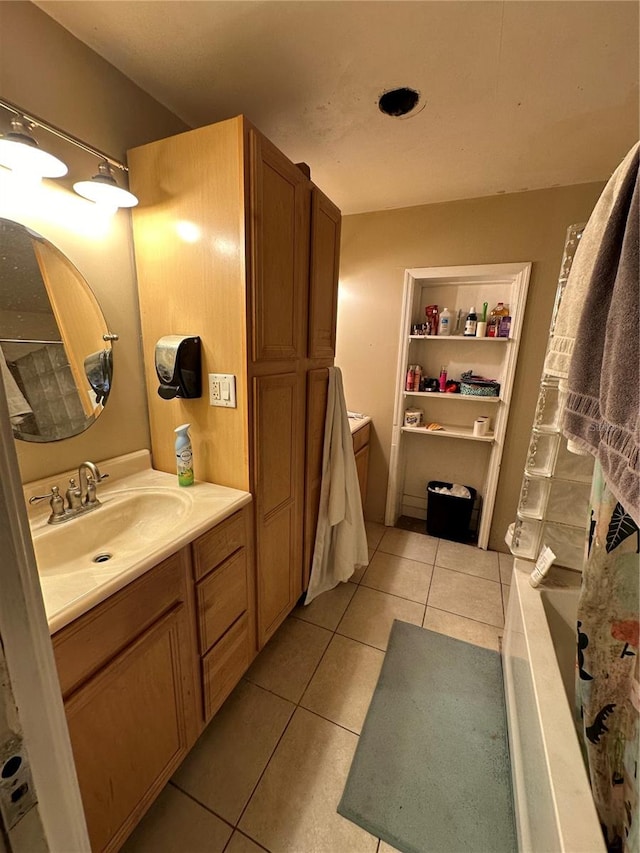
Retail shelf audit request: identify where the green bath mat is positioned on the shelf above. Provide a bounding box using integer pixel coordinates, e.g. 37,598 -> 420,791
338,621 -> 516,853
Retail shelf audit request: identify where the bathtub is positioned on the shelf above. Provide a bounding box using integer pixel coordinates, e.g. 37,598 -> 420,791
502,559 -> 605,853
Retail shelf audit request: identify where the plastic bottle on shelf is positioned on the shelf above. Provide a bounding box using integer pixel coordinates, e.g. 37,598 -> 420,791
413,364 -> 422,392
487,302 -> 509,337
438,308 -> 451,336
463,307 -> 477,337
406,365 -> 415,391
439,366 -> 447,392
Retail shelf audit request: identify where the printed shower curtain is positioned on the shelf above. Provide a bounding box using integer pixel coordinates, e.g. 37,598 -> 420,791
576,462 -> 639,853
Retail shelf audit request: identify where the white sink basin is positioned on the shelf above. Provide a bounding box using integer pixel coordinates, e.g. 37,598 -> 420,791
25,453 -> 252,634
32,488 -> 192,576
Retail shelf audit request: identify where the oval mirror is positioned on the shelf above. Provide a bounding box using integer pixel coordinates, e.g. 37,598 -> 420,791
0,217 -> 114,442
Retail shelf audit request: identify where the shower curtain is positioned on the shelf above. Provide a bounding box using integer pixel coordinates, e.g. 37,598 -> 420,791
576,463 -> 639,853
560,142 -> 639,853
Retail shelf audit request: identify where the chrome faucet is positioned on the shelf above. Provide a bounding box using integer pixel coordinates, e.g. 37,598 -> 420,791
29,460 -> 109,524
78,460 -> 107,505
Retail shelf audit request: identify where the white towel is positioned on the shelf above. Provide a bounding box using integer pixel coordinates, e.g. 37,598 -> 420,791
305,367 -> 369,604
544,142 -> 640,382
0,349 -> 33,425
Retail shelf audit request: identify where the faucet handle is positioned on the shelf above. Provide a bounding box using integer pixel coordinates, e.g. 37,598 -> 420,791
29,485 -> 60,505
29,486 -> 65,519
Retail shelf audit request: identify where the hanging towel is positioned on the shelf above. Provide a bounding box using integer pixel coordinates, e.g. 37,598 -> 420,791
545,142 -> 639,381
0,348 -> 33,425
305,366 -> 369,605
562,147 -> 639,525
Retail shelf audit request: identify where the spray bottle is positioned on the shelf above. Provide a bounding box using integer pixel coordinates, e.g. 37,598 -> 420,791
175,423 -> 194,487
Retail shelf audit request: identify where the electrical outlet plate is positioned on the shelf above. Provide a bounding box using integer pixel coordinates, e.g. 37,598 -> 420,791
208,373 -> 237,408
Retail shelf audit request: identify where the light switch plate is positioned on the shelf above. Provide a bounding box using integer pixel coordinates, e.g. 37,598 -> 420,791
208,373 -> 236,408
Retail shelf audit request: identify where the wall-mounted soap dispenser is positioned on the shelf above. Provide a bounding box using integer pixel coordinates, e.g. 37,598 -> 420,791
155,335 -> 201,399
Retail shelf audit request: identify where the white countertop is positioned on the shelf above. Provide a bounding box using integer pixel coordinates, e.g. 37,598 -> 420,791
349,415 -> 371,434
24,450 -> 252,634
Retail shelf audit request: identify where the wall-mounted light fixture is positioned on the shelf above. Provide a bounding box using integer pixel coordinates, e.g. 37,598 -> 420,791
0,98 -> 138,209
0,118 -> 68,178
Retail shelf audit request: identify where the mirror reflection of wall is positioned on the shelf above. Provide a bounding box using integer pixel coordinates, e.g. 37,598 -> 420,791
0,218 -> 113,442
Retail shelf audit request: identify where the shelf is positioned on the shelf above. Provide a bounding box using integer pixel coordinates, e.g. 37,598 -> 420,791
403,391 -> 500,403
408,335 -> 511,342
387,262 -> 531,551
401,424 -> 495,442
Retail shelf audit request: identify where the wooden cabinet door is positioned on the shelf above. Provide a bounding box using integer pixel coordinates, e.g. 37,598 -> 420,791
64,606 -> 193,852
303,367 -> 329,590
253,371 -> 303,645
308,187 -> 341,359
354,443 -> 370,508
249,129 -> 310,363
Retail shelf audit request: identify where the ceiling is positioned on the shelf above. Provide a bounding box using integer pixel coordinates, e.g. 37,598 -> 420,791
36,1 -> 639,215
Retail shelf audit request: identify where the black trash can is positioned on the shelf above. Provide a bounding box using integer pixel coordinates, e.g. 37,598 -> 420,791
426,481 -> 477,542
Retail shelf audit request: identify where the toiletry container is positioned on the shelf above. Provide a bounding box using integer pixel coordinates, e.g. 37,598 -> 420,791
175,423 -> 195,486
463,307 -> 477,336
438,308 -> 451,336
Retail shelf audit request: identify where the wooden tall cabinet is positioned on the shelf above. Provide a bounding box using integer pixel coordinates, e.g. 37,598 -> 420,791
128,116 -> 340,648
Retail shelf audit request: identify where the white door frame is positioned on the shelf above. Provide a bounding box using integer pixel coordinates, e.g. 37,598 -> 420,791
0,372 -> 90,850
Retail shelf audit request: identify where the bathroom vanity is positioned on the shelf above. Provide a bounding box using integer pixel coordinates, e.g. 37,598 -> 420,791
26,451 -> 255,852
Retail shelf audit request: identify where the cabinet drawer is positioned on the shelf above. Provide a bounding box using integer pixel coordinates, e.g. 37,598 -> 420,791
53,550 -> 188,698
192,509 -> 246,582
352,423 -> 370,455
196,548 -> 248,654
202,614 -> 251,722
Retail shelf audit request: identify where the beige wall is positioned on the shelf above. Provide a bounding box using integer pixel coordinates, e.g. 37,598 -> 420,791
336,183 -> 604,551
0,1 -> 188,482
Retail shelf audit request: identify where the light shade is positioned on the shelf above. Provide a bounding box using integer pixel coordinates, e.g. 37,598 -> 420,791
0,120 -> 68,178
73,160 -> 138,208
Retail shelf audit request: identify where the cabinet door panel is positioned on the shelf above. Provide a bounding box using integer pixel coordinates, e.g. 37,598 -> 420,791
257,504 -> 297,643
303,368 -> 329,589
255,373 -> 297,514
355,444 -> 370,507
254,372 -> 303,645
308,188 -> 341,359
65,607 -> 191,852
249,129 -> 309,362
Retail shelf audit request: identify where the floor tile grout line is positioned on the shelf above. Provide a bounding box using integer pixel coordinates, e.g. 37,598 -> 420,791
235,601 -> 348,836
222,827 -> 271,853
237,577 -> 383,846
424,603 -> 506,632
356,578 -> 431,607
167,779 -> 236,830
298,703 -> 365,738
233,696 -> 297,833
346,577 -> 432,609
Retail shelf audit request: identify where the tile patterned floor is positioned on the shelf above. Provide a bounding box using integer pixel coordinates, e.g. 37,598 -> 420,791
122,527 -> 513,853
